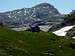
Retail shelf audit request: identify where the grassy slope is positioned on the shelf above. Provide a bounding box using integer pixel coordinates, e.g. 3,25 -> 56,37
0,27 -> 75,56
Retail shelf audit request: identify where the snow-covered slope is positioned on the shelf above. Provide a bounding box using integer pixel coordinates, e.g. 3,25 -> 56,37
53,25 -> 75,36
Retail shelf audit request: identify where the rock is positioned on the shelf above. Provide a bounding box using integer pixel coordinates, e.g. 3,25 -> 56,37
30,25 -> 40,32
66,26 -> 75,37
0,23 -> 3,26
49,22 -> 66,32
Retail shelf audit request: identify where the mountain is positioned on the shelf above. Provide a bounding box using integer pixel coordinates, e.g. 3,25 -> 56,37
70,10 -> 75,14
0,3 -> 63,27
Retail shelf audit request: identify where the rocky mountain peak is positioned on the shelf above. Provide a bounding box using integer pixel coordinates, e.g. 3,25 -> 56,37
34,3 -> 53,7
0,3 -> 63,27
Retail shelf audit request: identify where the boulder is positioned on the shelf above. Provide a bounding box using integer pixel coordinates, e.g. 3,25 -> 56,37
30,26 -> 40,32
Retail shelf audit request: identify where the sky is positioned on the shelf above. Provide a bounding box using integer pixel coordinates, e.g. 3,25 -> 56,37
0,0 -> 75,14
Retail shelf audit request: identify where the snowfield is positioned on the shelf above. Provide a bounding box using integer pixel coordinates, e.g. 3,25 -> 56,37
11,27 -> 30,31
53,25 -> 75,36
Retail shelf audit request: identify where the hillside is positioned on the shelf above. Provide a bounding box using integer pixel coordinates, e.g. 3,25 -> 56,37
0,27 -> 75,56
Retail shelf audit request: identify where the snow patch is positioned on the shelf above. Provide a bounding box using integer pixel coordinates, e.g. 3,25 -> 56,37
43,7 -> 46,8
53,25 -> 75,36
17,11 -> 21,13
72,37 -> 75,39
24,10 -> 27,13
39,25 -> 53,32
11,27 -> 30,31
8,15 -> 11,18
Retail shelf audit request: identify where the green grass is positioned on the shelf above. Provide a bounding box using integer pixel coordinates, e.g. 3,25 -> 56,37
0,27 -> 75,56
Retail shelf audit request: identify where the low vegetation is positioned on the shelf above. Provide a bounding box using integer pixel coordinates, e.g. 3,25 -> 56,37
0,27 -> 75,56
64,13 -> 75,25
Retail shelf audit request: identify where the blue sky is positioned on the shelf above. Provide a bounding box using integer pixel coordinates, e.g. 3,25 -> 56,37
0,0 -> 75,14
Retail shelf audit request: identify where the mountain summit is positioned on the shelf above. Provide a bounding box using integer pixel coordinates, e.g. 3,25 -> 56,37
0,3 -> 63,27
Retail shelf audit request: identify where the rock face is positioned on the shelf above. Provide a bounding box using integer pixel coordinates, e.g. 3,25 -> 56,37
0,3 -> 63,27
66,26 -> 75,37
49,22 -> 67,32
